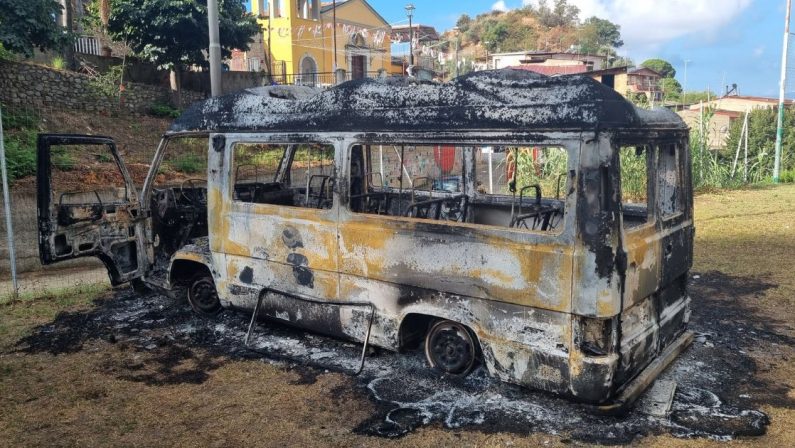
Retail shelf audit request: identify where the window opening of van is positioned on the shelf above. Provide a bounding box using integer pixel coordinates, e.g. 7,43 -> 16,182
658,144 -> 682,219
619,145 -> 651,228
50,143 -> 128,206
232,143 -> 335,209
478,146 -> 568,232
150,136 -> 210,276
349,144 -> 568,233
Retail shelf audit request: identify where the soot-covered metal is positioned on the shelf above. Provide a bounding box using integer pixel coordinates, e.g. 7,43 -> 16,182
38,68 -> 694,413
169,69 -> 687,134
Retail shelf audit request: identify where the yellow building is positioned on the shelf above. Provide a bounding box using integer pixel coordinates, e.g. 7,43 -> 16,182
251,0 -> 391,85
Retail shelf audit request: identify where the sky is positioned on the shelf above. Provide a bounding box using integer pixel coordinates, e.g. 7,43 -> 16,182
247,0 -> 791,98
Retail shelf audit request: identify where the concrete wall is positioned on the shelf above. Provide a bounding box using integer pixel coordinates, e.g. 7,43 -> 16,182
0,60 -> 205,114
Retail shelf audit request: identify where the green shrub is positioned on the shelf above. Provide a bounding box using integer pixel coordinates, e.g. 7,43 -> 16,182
148,102 -> 181,119
780,169 -> 795,183
2,130 -> 37,181
89,65 -> 124,98
0,43 -> 14,61
51,56 -> 66,70
1,106 -> 40,129
51,147 -> 76,171
170,153 -> 204,174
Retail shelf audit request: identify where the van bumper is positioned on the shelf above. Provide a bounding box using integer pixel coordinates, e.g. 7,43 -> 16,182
595,330 -> 693,415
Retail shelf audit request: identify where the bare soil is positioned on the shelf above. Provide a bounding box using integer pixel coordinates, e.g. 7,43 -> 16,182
1,185 -> 793,447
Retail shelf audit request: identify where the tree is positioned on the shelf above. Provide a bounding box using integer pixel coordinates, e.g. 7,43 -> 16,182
608,55 -> 633,68
536,0 -> 580,28
107,0 -> 259,104
456,14 -> 472,33
0,0 -> 67,57
641,58 -> 676,78
482,21 -> 509,52
658,77 -> 682,102
577,16 -> 622,55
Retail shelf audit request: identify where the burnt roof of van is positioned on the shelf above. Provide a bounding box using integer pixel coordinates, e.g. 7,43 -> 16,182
168,69 -> 687,134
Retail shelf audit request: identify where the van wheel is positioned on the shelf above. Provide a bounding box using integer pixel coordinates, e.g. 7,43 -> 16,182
424,320 -> 478,376
187,272 -> 222,316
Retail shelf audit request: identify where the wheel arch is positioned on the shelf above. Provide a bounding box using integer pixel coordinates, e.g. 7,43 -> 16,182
169,257 -> 213,288
397,311 -> 483,353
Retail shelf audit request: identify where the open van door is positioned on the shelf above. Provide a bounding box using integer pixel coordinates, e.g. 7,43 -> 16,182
37,134 -> 146,285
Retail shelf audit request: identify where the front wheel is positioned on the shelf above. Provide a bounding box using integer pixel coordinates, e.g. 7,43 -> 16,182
187,272 -> 222,316
424,320 -> 478,376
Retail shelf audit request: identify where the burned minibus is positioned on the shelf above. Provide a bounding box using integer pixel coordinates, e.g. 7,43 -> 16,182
37,69 -> 693,410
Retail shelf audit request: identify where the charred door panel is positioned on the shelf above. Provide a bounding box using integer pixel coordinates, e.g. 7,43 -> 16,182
36,134 -> 145,284
221,203 -> 340,303
657,143 -> 693,286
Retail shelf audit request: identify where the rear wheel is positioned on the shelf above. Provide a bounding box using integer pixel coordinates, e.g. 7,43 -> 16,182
424,320 -> 478,376
187,272 -> 222,316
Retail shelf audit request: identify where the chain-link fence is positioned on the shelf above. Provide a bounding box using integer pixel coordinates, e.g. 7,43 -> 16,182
1,103 -> 117,303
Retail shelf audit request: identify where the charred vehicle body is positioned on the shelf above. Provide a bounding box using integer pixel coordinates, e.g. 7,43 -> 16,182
37,69 -> 694,410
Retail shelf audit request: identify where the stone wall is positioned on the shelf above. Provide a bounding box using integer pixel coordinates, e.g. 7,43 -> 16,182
0,60 -> 205,114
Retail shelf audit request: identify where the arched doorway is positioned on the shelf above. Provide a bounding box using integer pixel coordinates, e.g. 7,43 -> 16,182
299,55 -> 317,86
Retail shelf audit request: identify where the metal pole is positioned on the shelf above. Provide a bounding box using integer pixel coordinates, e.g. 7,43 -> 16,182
408,15 -> 414,66
683,59 -> 690,106
699,101 -> 704,182
332,0 -> 338,70
454,30 -> 460,78
744,109 -> 750,182
207,0 -> 222,97
0,106 -> 19,301
774,0 -> 792,183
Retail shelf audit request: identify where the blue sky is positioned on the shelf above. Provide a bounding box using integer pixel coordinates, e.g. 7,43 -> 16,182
247,0 -> 790,98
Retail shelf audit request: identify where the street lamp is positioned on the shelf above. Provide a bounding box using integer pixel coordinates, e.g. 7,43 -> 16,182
405,3 -> 415,67
452,26 -> 460,78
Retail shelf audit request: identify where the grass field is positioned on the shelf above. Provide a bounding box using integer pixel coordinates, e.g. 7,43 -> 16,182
1,185 -> 793,447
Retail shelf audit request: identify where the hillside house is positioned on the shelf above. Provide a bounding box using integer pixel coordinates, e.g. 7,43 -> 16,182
586,66 -> 662,103
492,51 -> 606,72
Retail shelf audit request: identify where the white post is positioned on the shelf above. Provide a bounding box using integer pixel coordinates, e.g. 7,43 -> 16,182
487,152 -> 494,194
207,0 -> 223,97
744,110 -> 749,182
0,106 -> 19,301
379,145 -> 384,185
699,101 -> 704,182
731,109 -> 749,178
774,0 -> 792,182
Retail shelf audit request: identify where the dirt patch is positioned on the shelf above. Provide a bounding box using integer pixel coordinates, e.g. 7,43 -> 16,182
11,269 -> 789,444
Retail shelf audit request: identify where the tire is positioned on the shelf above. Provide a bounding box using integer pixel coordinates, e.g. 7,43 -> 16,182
424,320 -> 478,376
187,272 -> 222,316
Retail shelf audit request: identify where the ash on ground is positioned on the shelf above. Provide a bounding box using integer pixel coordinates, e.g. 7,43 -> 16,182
17,271 -> 792,444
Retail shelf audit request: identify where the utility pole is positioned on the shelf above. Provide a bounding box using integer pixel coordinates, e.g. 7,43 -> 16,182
207,0 -> 222,97
0,106 -> 19,301
774,0 -> 792,183
683,59 -> 690,107
453,27 -> 460,78
406,4 -> 415,67
332,0 -> 338,70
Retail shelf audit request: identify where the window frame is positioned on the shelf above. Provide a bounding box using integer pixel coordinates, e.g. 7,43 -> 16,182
227,139 -> 339,212
617,143 -> 657,228
345,140 -> 576,239
656,142 -> 684,222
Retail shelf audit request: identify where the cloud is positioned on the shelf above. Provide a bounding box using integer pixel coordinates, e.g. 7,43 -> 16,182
753,45 -> 765,58
492,1 -> 509,13
566,0 -> 753,52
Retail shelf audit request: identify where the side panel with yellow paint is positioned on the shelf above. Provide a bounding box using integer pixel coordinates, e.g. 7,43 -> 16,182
210,135 -> 340,309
